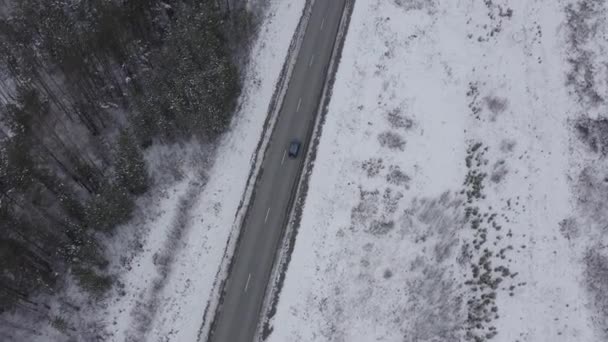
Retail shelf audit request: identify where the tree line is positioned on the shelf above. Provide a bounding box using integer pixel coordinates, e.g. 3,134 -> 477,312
0,0 -> 252,318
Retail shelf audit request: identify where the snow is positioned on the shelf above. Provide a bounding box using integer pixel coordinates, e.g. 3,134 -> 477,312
5,1 -> 307,341
265,0 -> 607,341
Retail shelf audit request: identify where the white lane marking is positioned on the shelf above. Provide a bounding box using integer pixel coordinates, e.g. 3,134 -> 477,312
308,54 -> 315,68
265,207 -> 271,223
321,17 -> 326,30
244,273 -> 251,292
296,98 -> 302,112
281,150 -> 287,165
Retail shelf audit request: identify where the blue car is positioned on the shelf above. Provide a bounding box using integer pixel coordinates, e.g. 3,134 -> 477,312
288,140 -> 301,158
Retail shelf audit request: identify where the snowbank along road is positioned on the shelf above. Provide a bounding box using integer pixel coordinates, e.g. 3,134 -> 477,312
209,0 -> 348,341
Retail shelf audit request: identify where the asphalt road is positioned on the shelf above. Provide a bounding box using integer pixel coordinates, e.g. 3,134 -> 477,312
209,1 -> 347,341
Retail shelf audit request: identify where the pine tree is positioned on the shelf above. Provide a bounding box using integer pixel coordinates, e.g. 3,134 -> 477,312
115,129 -> 149,195
85,184 -> 134,233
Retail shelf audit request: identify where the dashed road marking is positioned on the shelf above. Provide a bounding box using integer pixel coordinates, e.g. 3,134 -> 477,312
244,273 -> 251,292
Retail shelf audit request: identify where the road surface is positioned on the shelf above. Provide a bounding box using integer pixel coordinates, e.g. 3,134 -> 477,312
209,1 -> 347,341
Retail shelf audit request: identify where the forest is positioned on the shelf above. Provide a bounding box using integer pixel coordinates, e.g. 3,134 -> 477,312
0,0 -> 252,319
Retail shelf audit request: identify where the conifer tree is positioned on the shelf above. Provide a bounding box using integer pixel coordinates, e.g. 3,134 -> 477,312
115,129 -> 149,195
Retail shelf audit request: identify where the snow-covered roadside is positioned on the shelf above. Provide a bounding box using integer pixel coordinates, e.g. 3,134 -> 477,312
11,1 -> 307,341
265,0 -> 606,341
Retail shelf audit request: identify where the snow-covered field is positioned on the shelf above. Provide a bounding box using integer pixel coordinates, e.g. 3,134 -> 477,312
9,1 -> 307,341
265,0 -> 608,341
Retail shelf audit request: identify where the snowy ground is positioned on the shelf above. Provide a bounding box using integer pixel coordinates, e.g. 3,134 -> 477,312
6,1 -> 307,341
265,0 -> 608,341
